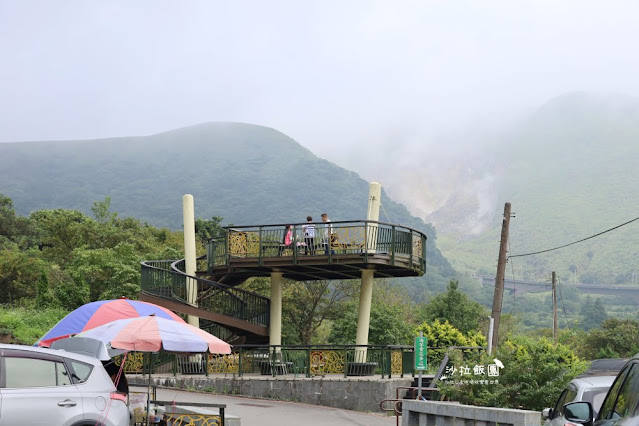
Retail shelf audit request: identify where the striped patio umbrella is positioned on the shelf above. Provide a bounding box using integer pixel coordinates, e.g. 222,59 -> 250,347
36,299 -> 185,347
75,315 -> 231,354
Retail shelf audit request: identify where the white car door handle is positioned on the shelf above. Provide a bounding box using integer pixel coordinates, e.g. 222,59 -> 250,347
57,399 -> 77,407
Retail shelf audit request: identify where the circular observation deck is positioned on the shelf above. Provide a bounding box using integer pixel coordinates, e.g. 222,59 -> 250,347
205,220 -> 426,284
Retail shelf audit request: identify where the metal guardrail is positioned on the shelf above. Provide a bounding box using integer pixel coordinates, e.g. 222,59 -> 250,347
140,260 -> 270,328
116,345 -> 483,379
207,220 -> 427,273
129,384 -> 226,426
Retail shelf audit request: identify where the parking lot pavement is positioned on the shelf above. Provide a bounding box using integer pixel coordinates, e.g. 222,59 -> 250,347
148,387 -> 397,426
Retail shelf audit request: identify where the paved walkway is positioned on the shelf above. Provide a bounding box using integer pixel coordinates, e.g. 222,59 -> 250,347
133,385 -> 397,426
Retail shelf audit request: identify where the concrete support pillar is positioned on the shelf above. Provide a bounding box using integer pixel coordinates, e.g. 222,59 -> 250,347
367,182 -> 382,221
355,269 -> 374,362
367,182 -> 382,252
269,272 -> 283,356
182,194 -> 199,328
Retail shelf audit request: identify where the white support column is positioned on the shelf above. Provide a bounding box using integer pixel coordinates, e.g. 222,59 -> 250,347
355,269 -> 374,362
182,194 -> 199,328
367,182 -> 382,252
269,272 -> 283,357
353,182 -> 382,362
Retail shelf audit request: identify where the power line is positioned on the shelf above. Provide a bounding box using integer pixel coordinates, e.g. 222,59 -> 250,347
508,234 -> 516,315
379,203 -> 392,223
509,215 -> 639,259
557,277 -> 570,330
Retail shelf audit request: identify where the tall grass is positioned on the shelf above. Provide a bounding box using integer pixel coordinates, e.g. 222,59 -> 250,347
0,307 -> 68,345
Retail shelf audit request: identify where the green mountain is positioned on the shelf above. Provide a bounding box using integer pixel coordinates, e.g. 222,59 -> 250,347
0,122 -> 454,292
436,92 -> 639,284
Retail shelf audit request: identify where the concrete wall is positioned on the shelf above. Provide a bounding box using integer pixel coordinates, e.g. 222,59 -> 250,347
402,400 -> 541,426
131,375 -> 413,413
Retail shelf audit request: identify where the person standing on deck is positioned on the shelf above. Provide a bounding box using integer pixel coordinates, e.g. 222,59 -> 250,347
302,216 -> 316,255
321,213 -> 334,254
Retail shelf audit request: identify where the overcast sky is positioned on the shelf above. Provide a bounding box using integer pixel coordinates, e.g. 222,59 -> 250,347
2,1 -> 639,214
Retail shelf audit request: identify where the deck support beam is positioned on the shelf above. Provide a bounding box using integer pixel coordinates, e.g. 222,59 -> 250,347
354,182 -> 382,361
269,272 -> 283,355
355,269 -> 374,361
183,194 -> 199,328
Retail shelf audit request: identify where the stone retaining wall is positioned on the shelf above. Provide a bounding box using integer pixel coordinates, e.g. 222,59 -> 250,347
130,375 -> 413,413
401,399 -> 541,426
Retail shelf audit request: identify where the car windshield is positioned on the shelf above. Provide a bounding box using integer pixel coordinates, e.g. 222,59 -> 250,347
583,387 -> 611,415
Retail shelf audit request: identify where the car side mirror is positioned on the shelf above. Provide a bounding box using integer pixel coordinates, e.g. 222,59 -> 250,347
541,408 -> 552,419
564,401 -> 594,426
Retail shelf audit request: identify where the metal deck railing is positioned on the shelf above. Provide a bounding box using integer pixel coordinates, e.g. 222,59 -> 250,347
207,220 -> 427,273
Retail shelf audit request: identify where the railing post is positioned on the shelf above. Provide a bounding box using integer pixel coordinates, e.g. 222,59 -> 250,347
238,347 -> 243,377
258,227 -> 263,266
271,345 -> 276,377
306,347 -> 311,378
422,233 -> 427,272
173,354 -> 177,376
363,222 -> 368,262
343,346 -> 348,378
391,225 -> 396,265
409,230 -> 414,267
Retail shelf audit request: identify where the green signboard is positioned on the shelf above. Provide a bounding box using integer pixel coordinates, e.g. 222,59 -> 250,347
414,336 -> 427,370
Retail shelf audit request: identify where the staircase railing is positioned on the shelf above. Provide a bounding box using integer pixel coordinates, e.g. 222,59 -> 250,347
141,259 -> 270,328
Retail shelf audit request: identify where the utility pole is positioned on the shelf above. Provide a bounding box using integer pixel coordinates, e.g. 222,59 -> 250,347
491,202 -> 512,350
552,271 -> 558,342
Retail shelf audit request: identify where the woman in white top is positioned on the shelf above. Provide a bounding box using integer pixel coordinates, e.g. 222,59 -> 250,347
302,216 -> 316,255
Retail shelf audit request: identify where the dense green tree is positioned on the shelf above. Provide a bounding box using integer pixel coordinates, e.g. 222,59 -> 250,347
328,283 -> 415,345
195,216 -> 225,241
0,247 -> 43,304
281,279 -> 357,345
30,209 -> 95,264
69,243 -> 143,302
580,297 -> 607,331
420,280 -> 488,334
582,318 -> 639,359
0,194 -> 38,249
91,196 -> 118,224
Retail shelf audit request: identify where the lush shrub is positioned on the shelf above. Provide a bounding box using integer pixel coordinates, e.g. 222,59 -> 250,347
415,319 -> 486,370
439,335 -> 588,411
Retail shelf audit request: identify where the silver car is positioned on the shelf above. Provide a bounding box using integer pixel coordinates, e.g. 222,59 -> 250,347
543,375 -> 616,426
0,343 -> 129,426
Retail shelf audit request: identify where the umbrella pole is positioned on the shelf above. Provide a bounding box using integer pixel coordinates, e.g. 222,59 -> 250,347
146,352 -> 152,426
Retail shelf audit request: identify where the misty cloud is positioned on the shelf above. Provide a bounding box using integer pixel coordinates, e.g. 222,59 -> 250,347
2,0 -> 639,225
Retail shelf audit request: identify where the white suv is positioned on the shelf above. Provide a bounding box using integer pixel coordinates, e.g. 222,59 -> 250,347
0,343 -> 129,426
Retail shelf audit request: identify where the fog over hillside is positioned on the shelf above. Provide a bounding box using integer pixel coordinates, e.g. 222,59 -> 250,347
427,92 -> 639,283
2,2 -> 639,284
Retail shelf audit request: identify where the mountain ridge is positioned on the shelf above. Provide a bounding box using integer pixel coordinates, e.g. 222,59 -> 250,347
0,122 -> 455,292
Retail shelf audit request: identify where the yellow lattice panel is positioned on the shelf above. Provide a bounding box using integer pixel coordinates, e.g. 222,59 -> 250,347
207,354 -> 239,374
310,350 -> 345,375
165,413 -> 221,426
412,235 -> 423,258
228,232 -> 248,257
114,352 -> 144,373
391,350 -> 403,374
